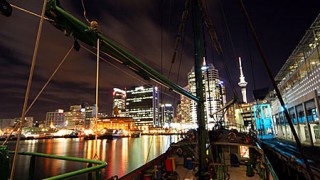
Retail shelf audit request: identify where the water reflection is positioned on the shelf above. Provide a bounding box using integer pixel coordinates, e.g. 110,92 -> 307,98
4,135 -> 179,179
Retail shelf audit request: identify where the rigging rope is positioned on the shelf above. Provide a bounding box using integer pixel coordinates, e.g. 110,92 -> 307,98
81,0 -> 91,24
1,45 -> 74,146
239,0 -> 314,179
93,38 -> 100,160
10,3 -> 53,22
201,0 -> 239,101
218,0 -> 241,100
26,45 -> 74,114
201,16 -> 214,118
81,44 -> 178,100
145,136 -> 154,163
168,0 -> 190,79
10,1 -> 47,179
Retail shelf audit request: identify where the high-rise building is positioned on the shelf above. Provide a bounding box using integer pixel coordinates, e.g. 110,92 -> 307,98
160,104 -> 174,126
45,109 -> 65,128
83,105 -> 94,129
112,88 -> 127,117
188,59 -> 223,124
126,85 -> 160,126
176,86 -> 192,123
64,105 -> 84,129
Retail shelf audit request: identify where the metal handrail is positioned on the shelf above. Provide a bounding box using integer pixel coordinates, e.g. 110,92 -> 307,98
9,151 -> 107,180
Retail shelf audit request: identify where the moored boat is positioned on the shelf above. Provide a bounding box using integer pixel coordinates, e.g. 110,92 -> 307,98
130,129 -> 141,138
99,129 -> 128,139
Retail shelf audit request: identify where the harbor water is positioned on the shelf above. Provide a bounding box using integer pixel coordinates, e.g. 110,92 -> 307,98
3,135 -> 180,179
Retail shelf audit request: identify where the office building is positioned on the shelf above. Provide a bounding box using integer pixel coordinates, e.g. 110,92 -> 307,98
112,88 -> 127,117
269,14 -> 320,145
188,60 -> 223,125
126,85 -> 160,126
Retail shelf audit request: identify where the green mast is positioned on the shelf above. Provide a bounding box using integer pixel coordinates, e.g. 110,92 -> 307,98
191,0 -> 209,178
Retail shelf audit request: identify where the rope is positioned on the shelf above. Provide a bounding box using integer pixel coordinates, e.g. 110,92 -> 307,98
145,135 -> 154,163
1,46 -> 73,145
81,42 -> 179,102
1,121 -> 20,145
26,45 -> 74,114
239,0 -> 314,179
10,4 -> 53,22
81,0 -> 91,24
10,0 -> 47,179
81,45 -> 145,83
168,0 -> 190,79
93,38 -> 100,160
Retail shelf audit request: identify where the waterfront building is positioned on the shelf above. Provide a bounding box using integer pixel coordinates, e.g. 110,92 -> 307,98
112,88 -> 127,117
176,86 -> 192,123
0,117 -> 33,130
64,105 -> 84,129
83,105 -> 94,129
45,109 -> 65,128
96,117 -> 137,132
126,85 -> 160,126
0,118 -> 15,129
160,104 -> 174,127
269,14 -> 320,146
188,59 -> 223,126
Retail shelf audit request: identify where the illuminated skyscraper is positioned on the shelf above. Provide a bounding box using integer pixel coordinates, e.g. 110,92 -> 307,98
112,88 -> 127,117
126,85 -> 160,126
64,105 -> 84,129
188,59 -> 223,125
177,86 -> 192,123
160,103 -> 174,126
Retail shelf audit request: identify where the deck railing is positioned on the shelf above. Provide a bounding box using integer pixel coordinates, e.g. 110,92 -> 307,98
8,151 -> 107,180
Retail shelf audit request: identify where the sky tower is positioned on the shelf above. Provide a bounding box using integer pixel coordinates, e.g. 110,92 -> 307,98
238,57 -> 248,103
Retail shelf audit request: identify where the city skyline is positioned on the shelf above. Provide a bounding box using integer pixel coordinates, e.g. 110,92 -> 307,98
0,0 -> 319,121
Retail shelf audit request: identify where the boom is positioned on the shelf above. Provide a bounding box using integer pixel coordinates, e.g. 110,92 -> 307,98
45,0 -> 198,102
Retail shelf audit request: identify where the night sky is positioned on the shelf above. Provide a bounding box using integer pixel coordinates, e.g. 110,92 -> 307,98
0,0 -> 319,121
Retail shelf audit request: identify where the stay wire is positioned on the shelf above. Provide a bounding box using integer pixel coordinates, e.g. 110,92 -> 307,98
10,3 -> 53,22
10,0 -> 47,179
200,0 -> 239,103
239,0 -> 314,179
93,38 -> 100,160
245,22 -> 256,89
168,0 -> 190,79
81,44 -> 178,100
164,0 -> 190,106
25,45 -> 74,114
201,14 -> 213,117
1,45 -> 74,146
218,0 -> 240,100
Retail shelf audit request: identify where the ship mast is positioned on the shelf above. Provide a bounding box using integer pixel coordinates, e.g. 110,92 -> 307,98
191,0 -> 209,178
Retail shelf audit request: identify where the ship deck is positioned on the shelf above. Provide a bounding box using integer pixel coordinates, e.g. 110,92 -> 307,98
172,154 -> 263,180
